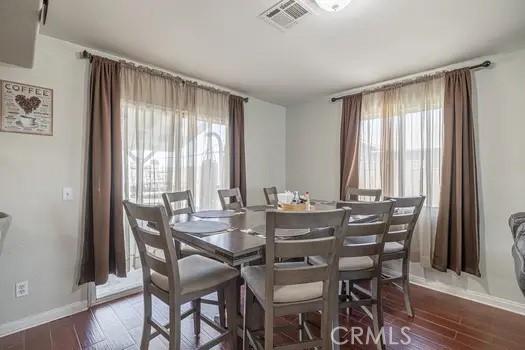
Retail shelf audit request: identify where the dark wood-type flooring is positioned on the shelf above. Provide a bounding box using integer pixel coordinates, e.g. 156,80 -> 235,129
2,283 -> 525,350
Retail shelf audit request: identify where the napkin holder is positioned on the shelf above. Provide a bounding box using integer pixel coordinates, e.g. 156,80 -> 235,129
279,203 -> 307,211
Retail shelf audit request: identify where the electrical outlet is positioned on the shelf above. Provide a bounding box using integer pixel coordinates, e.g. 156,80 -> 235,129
15,280 -> 29,298
63,187 -> 73,201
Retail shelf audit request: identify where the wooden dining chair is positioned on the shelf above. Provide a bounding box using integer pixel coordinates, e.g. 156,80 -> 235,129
263,186 -> 279,206
218,188 -> 244,210
310,200 -> 394,349
242,208 -> 351,350
381,196 -> 425,318
162,190 -> 227,328
345,188 -> 382,201
123,200 -> 240,350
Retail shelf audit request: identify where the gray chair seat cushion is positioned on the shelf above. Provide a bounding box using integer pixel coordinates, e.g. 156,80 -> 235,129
241,262 -> 323,303
309,255 -> 374,271
346,237 -> 404,255
384,242 -> 404,254
150,255 -> 238,296
346,236 -> 374,245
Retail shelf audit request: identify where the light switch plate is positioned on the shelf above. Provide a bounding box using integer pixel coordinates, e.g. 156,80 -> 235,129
63,187 -> 73,201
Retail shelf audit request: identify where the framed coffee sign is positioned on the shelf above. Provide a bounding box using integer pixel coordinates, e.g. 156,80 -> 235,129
0,80 -> 53,136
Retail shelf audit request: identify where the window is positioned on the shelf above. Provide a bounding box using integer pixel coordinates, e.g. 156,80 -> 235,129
358,77 -> 444,267
359,108 -> 443,207
123,103 -> 229,210
119,68 -> 230,271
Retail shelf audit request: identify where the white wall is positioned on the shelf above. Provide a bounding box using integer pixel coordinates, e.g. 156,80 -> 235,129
286,48 -> 525,310
245,99 -> 286,205
286,99 -> 341,201
0,35 -> 286,333
0,36 -> 90,329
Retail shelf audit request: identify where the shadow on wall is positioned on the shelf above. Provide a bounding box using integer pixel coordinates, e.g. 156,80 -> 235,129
0,212 -> 12,255
471,71 -> 491,296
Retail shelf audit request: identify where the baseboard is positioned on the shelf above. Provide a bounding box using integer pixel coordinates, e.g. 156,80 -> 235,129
388,269 -> 525,316
0,300 -> 88,337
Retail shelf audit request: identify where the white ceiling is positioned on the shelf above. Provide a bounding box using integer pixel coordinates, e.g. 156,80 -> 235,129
41,0 -> 525,106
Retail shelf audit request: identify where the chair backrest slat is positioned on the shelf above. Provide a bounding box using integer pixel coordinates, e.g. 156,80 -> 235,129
137,227 -> 165,249
162,191 -> 195,217
386,196 -> 423,208
345,188 -> 382,201
341,243 -> 383,258
218,188 -> 244,210
384,229 -> 410,242
275,237 -> 334,259
273,210 -> 349,229
338,200 -> 393,215
263,186 -> 279,206
274,265 -> 329,285
346,222 -> 388,237
145,254 -> 169,276
390,213 -> 415,226
123,200 -> 180,295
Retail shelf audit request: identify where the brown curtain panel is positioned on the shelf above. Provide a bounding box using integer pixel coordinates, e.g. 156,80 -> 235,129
79,56 -> 126,285
340,94 -> 363,200
433,68 -> 480,277
229,95 -> 247,202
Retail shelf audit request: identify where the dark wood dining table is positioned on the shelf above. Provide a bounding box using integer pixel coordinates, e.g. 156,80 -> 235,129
169,202 -> 346,266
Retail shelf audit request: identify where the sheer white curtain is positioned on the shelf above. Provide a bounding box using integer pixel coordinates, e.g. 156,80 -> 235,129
359,77 -> 444,267
120,66 -> 230,270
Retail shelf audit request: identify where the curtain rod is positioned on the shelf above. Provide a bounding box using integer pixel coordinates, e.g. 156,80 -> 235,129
80,50 -> 249,102
330,60 -> 491,102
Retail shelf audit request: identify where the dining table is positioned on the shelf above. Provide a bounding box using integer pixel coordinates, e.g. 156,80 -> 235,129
169,201 -> 350,267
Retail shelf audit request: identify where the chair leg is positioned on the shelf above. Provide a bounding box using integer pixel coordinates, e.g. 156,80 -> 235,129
331,282 -> 341,350
242,282 -> 250,350
346,281 -> 354,317
298,313 -> 304,341
168,304 -> 182,350
218,288 -> 227,328
302,313 -> 314,341
264,308 -> 274,350
370,277 -> 385,350
225,280 -> 239,350
321,296 -> 331,350
140,292 -> 152,350
192,298 -> 201,337
402,257 -> 414,318
338,280 -> 346,302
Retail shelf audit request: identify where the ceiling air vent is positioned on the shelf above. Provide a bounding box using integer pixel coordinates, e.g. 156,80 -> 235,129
259,0 -> 314,31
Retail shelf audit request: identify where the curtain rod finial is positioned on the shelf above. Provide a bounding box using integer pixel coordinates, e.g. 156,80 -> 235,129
81,50 -> 93,62
481,60 -> 491,67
